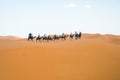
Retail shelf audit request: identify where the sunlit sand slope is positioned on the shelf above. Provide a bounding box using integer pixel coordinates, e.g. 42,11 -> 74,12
0,34 -> 120,80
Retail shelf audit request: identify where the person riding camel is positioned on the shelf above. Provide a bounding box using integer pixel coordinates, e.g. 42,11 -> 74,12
28,33 -> 33,38
48,35 -> 50,39
53,34 -> 58,41
70,32 -> 73,36
75,32 -> 78,40
38,34 -> 40,38
70,32 -> 74,39
78,32 -> 81,39
43,34 -> 46,38
62,33 -> 65,38
28,33 -> 35,41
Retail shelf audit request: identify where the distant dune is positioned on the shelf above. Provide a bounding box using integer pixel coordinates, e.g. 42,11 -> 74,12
0,34 -> 120,80
0,35 -> 22,40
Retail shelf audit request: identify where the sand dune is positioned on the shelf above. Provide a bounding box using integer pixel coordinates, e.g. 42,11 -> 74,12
0,34 -> 120,80
0,35 -> 22,40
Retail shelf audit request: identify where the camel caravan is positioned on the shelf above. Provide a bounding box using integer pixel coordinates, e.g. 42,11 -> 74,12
28,32 -> 82,42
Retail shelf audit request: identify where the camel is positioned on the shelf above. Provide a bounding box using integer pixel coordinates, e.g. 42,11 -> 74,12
28,33 -> 36,41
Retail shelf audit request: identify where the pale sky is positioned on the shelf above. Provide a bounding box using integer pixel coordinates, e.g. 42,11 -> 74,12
0,0 -> 120,37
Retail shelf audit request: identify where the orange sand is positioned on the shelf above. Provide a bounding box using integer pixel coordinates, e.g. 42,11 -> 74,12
0,34 -> 120,80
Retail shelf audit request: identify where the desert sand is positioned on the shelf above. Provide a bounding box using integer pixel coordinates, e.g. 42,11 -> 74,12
0,34 -> 120,80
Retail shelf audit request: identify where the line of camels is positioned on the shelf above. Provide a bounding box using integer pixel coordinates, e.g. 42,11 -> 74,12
28,32 -> 82,42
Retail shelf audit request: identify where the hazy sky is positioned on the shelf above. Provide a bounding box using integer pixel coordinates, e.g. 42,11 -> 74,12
0,0 -> 120,37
